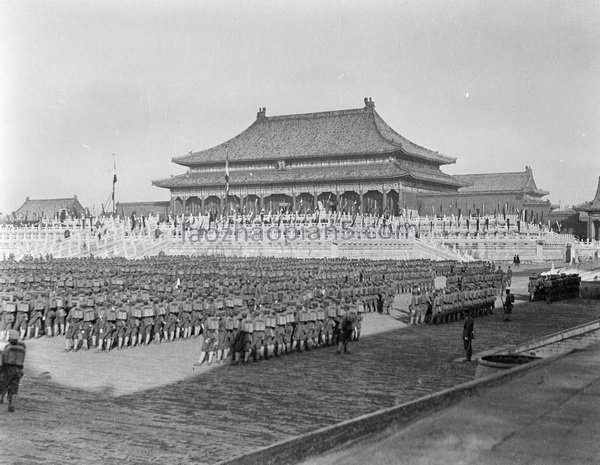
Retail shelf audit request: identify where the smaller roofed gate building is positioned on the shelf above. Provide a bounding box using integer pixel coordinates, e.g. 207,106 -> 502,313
14,196 -> 86,222
152,98 -> 464,217
418,166 -> 554,222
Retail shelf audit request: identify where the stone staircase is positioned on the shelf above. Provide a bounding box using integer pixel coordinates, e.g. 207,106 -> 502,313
413,238 -> 474,262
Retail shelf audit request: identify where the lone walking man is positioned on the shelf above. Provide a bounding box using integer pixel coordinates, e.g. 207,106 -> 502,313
0,330 -> 26,412
462,311 -> 475,362
503,288 -> 515,321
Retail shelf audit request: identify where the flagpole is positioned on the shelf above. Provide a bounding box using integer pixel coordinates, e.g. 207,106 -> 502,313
112,154 -> 117,217
224,146 -> 230,220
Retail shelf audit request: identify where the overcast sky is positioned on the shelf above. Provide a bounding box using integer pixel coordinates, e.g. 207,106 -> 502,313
1,0 -> 599,215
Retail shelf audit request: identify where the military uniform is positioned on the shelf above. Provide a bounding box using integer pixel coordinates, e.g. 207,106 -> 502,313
0,331 -> 26,412
503,290 -> 515,321
64,306 -> 84,351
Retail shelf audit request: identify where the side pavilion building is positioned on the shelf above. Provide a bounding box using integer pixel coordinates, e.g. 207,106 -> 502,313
574,176 -> 600,241
152,98 -> 464,216
418,166 -> 555,223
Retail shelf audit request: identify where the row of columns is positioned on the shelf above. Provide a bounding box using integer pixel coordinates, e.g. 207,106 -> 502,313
171,190 -> 401,216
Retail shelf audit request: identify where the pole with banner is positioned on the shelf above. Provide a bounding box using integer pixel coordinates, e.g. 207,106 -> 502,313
224,145 -> 230,220
112,154 -> 117,216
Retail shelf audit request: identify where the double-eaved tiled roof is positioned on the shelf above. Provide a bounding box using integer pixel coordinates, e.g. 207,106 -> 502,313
455,168 -> 549,197
152,161 -> 463,190
574,176 -> 600,212
172,99 -> 455,166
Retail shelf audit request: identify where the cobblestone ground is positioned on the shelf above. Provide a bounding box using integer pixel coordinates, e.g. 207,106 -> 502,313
1,286 -> 599,464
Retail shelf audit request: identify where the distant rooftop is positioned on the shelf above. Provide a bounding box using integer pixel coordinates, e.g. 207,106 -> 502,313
455,166 -> 549,197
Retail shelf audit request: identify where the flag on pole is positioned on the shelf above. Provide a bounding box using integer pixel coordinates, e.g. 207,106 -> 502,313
112,154 -> 117,215
112,154 -> 117,184
225,146 -> 230,198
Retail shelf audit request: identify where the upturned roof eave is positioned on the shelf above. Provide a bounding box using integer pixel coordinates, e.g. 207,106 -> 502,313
573,201 -> 600,212
371,111 -> 456,165
150,170 -> 464,191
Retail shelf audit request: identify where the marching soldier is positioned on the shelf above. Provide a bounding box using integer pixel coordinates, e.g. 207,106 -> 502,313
274,312 -> 286,355
80,305 -> 96,350
55,297 -> 67,336
140,305 -> 155,346
125,305 -> 141,348
27,298 -> 45,339
64,304 -> 84,352
99,308 -> 117,352
0,330 -> 26,412
263,314 -> 276,359
252,316 -> 266,360
191,300 -> 202,338
14,301 -> 29,340
44,296 -> 57,337
197,315 -> 219,365
353,305 -> 362,341
0,301 -> 16,341
323,306 -> 335,346
291,311 -> 304,352
315,309 -> 325,345
115,306 -> 129,349
409,288 -> 418,325
221,313 -> 236,362
152,302 -> 166,343
178,301 -> 192,340
242,319 -> 254,363
164,303 -> 179,342
305,311 -> 316,350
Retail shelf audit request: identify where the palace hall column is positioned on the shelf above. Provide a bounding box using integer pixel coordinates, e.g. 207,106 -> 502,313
219,196 -> 224,213
201,197 -> 205,214
359,190 -> 364,215
182,196 -> 187,215
170,196 -> 175,217
292,192 -> 297,212
382,188 -> 388,213
260,195 -> 265,211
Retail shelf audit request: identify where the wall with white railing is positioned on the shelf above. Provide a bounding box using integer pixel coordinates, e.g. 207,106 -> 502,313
0,213 -> 592,263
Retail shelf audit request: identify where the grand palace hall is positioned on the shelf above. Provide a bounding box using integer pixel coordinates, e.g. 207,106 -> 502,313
152,98 -> 553,223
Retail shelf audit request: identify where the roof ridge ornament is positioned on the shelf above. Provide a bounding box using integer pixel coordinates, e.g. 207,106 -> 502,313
256,107 -> 267,120
363,97 -> 375,110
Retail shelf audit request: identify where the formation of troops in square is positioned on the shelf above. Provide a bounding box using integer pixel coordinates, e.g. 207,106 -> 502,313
528,273 -> 581,303
0,256 -> 511,367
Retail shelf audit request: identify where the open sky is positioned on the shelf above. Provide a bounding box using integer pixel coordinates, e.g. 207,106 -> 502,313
1,0 -> 599,215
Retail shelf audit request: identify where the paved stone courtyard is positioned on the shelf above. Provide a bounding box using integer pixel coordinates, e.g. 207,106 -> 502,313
1,272 -> 599,464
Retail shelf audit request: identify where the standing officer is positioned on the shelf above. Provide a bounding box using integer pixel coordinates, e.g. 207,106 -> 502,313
336,311 -> 354,355
462,311 -> 475,362
503,289 -> 515,321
